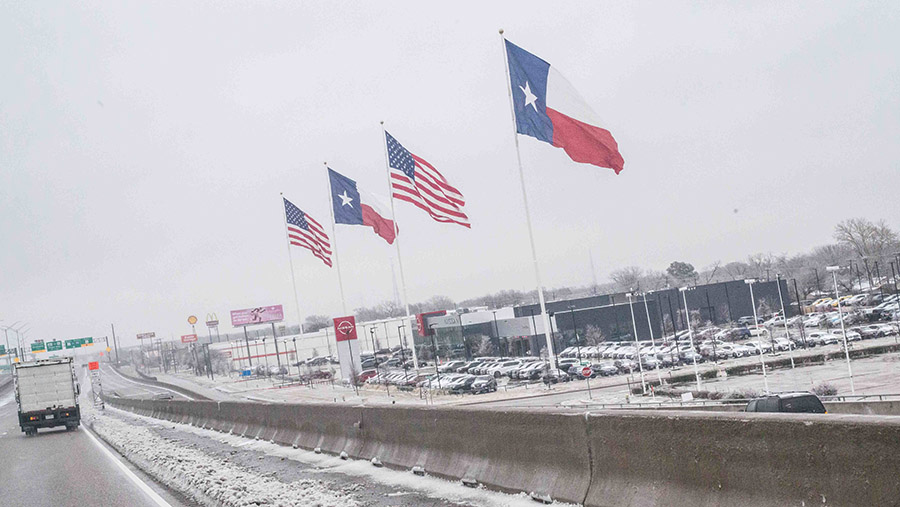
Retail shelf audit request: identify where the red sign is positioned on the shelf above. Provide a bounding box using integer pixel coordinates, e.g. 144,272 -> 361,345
415,310 -> 447,336
181,334 -> 198,343
88,361 -> 100,371
581,366 -> 592,378
333,316 -> 357,342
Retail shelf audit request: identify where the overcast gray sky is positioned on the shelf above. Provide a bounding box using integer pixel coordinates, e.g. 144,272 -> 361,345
2,1 -> 898,347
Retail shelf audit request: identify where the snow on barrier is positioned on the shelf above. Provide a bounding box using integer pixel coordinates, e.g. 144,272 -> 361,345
110,366 -> 211,401
103,397 -> 900,507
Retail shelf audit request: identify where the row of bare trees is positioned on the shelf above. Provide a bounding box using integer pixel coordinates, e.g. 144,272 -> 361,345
304,218 -> 899,327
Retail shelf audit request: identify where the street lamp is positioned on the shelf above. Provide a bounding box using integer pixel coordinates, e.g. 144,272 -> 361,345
679,287 -> 702,391
774,274 -> 796,370
641,293 -> 664,387
568,305 -> 591,399
625,293 -> 647,394
428,324 -> 441,390
827,266 -> 855,394
745,279 -> 770,394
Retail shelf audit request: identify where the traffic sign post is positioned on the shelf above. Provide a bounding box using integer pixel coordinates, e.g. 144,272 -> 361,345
581,365 -> 593,400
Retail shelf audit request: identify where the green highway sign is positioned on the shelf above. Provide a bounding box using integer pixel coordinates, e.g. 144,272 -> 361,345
64,337 -> 94,349
31,341 -> 46,353
46,341 -> 63,352
0,345 -> 5,356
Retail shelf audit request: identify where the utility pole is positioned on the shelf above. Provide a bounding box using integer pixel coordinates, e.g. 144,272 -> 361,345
111,323 -> 119,365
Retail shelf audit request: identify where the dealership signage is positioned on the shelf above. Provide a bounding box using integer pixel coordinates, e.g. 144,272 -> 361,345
332,316 -> 361,382
181,334 -> 198,344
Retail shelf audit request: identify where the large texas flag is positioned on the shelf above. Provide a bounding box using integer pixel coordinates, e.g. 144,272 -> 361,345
504,39 -> 624,174
328,168 -> 397,244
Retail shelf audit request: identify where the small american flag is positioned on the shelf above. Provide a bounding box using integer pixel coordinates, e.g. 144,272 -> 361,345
283,198 -> 332,267
385,131 -> 470,228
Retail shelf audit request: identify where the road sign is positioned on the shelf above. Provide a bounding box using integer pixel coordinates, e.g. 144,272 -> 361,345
581,366 -> 592,378
188,315 -> 198,325
88,361 -> 99,371
81,337 -> 94,347
0,345 -> 5,356
181,334 -> 198,343
106,347 -> 112,352
137,332 -> 155,340
47,340 -> 63,352
31,341 -> 46,353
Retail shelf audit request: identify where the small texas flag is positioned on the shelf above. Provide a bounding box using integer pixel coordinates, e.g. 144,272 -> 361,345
328,168 -> 396,244
504,38 -> 625,174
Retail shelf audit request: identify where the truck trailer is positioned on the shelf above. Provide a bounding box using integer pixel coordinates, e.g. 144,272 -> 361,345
14,358 -> 81,436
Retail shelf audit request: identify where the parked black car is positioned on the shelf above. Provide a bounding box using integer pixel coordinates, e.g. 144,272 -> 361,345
745,393 -> 827,414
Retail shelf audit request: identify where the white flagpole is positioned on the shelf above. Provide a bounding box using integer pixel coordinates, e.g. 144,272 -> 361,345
324,162 -> 349,316
499,29 -> 556,366
379,122 -> 421,379
280,193 -> 306,336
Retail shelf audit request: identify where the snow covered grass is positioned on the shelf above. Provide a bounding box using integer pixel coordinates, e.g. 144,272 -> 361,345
90,412 -> 361,507
104,406 -> 576,507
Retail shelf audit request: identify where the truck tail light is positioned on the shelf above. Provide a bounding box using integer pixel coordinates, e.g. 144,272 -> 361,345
29,416 -> 39,421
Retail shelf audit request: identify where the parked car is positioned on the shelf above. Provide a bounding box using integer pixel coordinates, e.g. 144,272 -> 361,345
357,369 -> 378,383
745,393 -> 827,414
470,375 -> 497,394
439,361 -> 467,373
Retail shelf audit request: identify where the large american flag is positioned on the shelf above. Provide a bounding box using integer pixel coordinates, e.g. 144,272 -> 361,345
283,198 -> 332,267
385,131 -> 470,228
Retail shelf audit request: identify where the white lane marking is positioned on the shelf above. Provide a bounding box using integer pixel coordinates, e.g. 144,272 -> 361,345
84,426 -> 174,507
105,366 -> 195,401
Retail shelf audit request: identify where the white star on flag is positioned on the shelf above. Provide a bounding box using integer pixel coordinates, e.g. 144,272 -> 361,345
338,191 -> 354,207
519,81 -> 538,112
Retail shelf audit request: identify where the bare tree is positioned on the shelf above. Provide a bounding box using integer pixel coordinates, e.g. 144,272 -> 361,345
583,325 -> 605,346
699,261 -> 722,284
834,218 -> 900,258
723,261 -> 752,280
610,266 -> 644,291
303,315 -> 332,332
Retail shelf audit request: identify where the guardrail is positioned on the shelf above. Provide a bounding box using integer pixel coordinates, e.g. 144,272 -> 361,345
103,396 -> 900,506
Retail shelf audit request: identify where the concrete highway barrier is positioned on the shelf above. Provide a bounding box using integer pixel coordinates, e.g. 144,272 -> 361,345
103,396 -> 900,506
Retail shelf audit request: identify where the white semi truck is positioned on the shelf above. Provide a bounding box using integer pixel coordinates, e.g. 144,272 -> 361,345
14,358 -> 81,436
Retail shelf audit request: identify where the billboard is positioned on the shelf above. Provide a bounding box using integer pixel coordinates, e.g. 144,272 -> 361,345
181,334 -> 198,343
137,332 -> 155,340
230,305 -> 284,327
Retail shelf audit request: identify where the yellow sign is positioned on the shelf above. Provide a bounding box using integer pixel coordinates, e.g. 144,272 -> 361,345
106,347 -> 112,352
13,357 -> 20,363
188,315 -> 198,325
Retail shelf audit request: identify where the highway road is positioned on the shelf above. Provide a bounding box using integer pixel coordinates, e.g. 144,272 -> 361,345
0,372 -> 190,507
98,363 -> 194,400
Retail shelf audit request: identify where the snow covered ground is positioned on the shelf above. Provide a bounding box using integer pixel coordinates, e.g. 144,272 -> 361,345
87,405 -> 575,507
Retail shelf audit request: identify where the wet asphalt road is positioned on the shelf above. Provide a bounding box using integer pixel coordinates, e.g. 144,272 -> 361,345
0,372 -> 190,507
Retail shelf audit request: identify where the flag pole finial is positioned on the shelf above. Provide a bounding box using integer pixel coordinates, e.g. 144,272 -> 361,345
498,28 -> 504,35
379,120 -> 384,125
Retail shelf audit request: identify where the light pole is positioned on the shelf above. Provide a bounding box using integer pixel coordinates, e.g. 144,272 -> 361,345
428,324 -> 441,390
568,305 -> 591,399
827,266 -> 855,394
679,287 -> 701,391
775,274 -> 796,370
745,279 -> 769,394
626,293 -> 647,394
642,293 -> 664,387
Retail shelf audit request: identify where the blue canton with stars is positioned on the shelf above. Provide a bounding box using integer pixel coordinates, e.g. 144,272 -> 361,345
385,131 -> 416,180
283,198 -> 309,230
